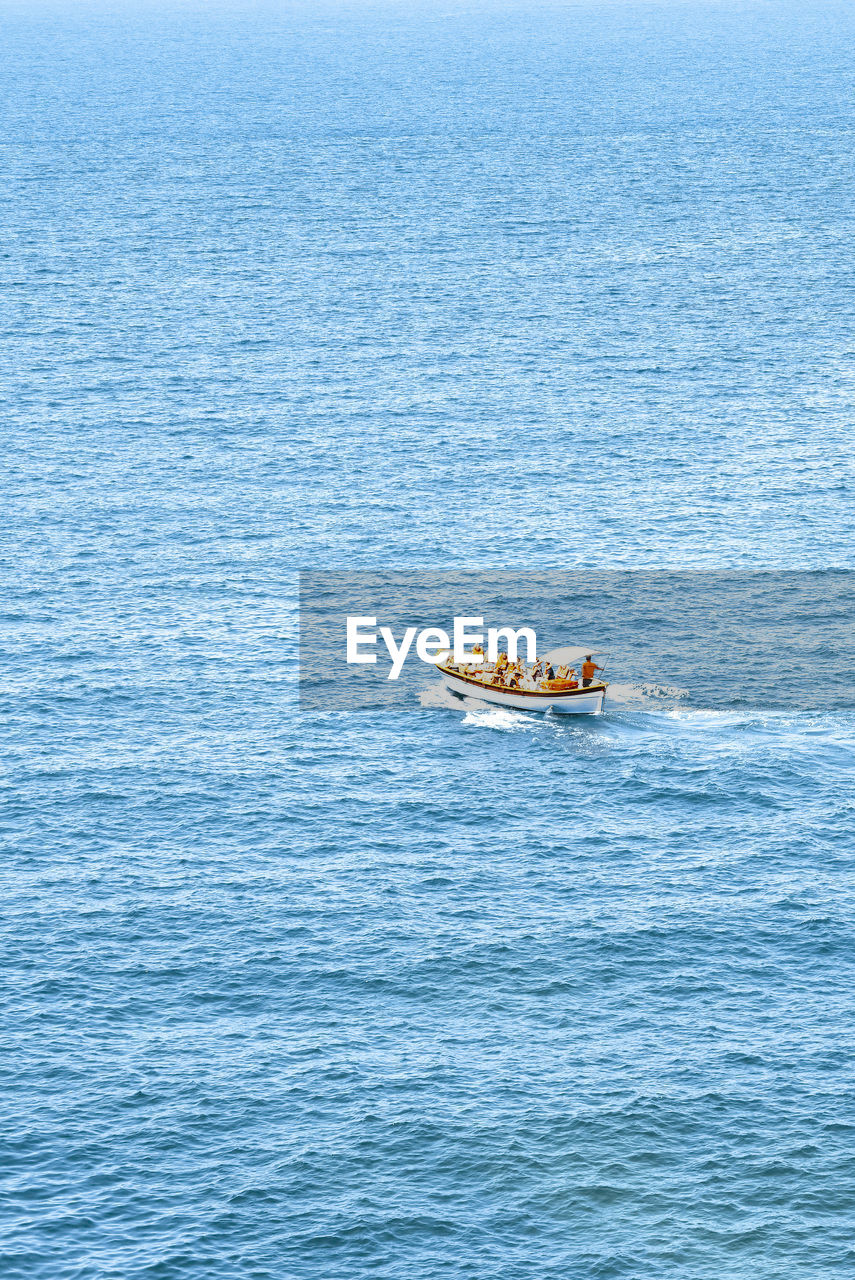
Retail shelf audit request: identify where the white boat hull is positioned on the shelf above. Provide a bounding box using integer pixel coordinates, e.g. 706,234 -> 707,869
440,669 -> 606,715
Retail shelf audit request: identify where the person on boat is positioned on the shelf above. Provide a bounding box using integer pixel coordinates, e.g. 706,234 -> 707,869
581,655 -> 602,687
567,667 -> 579,688
496,651 -> 509,673
541,662 -> 555,683
465,647 -> 486,675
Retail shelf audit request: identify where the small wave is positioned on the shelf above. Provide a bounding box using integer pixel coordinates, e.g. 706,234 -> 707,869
418,682 -> 465,710
461,704 -> 528,731
419,680 -> 534,730
603,681 -> 689,707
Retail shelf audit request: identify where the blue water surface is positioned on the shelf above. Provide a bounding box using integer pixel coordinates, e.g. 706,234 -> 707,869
2,2 -> 855,1277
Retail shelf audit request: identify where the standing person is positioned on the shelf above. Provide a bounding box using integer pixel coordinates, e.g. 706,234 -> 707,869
581,655 -> 602,687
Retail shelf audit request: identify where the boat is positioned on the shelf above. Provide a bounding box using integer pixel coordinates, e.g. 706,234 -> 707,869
435,645 -> 607,715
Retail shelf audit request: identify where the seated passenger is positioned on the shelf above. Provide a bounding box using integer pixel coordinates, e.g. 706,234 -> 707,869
567,667 -> 579,688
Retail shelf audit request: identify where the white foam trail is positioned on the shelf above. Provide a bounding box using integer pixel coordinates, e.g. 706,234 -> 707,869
420,677 -> 855,757
604,681 -> 689,707
461,704 -> 528,731
418,682 -> 465,710
419,679 -> 534,730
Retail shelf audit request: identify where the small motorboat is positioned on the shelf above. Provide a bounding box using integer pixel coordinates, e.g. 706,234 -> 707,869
435,646 -> 607,715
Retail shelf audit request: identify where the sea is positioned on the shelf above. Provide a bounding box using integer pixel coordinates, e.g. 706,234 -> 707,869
2,1 -> 855,1277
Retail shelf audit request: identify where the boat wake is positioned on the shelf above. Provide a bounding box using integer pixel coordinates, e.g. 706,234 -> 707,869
418,677 -> 855,767
418,682 -> 469,711
418,680 -> 539,729
601,680 -> 689,708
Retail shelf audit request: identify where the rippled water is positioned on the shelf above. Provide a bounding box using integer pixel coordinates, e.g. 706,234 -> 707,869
3,2 -> 855,1277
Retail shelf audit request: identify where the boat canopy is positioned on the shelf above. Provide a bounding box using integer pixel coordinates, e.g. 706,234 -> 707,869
542,645 -> 601,667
